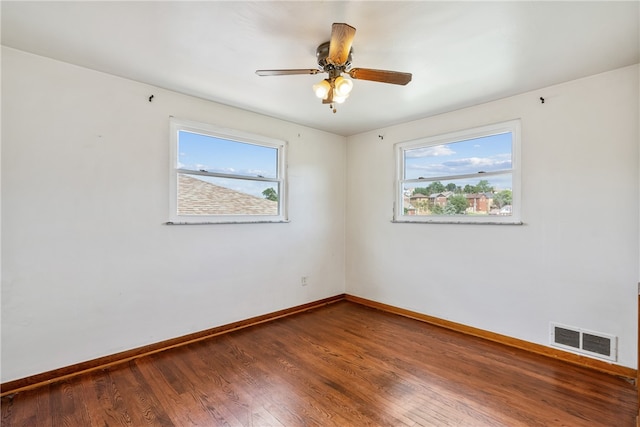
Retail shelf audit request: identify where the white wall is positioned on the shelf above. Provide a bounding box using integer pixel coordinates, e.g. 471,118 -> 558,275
346,65 -> 639,368
1,47 -> 347,382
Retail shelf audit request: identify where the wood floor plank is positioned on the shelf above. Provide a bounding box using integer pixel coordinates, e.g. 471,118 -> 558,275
264,322 -> 419,426
134,356 -> 231,426
215,334 -> 354,426
158,347 -> 248,426
229,325 -> 399,426
48,379 -> 89,426
1,301 -> 636,426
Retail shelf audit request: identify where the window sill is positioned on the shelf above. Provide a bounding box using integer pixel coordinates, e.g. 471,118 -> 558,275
165,220 -> 290,225
392,219 -> 524,225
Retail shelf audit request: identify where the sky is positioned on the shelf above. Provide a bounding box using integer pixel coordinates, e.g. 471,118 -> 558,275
404,132 -> 513,191
178,131 -> 277,178
178,130 -> 279,198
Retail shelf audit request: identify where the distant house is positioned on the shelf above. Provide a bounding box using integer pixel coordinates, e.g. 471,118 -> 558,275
178,174 -> 277,215
409,193 -> 429,205
499,205 -> 512,215
465,193 -> 493,213
429,191 -> 454,207
406,193 -> 427,214
403,198 -> 417,215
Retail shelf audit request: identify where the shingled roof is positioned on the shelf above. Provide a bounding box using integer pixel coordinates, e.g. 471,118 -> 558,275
178,174 -> 278,216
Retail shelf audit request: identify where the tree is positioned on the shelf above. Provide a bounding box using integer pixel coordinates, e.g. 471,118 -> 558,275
428,181 -> 446,194
413,181 -> 446,196
447,194 -> 468,214
443,203 -> 458,215
262,187 -> 278,202
475,179 -> 493,193
493,190 -> 512,208
445,183 -> 457,192
463,184 -> 476,194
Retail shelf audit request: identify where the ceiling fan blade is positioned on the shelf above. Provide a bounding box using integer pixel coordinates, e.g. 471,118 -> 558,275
256,69 -> 320,76
348,68 -> 412,85
327,23 -> 356,66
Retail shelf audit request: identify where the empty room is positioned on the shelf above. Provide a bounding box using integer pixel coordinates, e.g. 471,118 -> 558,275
1,1 -> 639,426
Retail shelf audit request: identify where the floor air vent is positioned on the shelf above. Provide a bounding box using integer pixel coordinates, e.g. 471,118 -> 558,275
550,323 -> 617,362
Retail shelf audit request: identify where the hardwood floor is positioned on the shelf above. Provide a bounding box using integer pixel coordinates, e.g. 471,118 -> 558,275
1,301 -> 636,426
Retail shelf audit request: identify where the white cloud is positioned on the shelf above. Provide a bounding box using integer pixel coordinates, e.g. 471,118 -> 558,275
443,157 -> 511,170
443,157 -> 495,167
405,145 -> 455,158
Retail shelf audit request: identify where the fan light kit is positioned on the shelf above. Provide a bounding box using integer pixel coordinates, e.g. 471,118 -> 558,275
256,23 -> 412,113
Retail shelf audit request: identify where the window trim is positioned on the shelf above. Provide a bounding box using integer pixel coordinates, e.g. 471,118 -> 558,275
393,119 -> 522,224
168,117 -> 288,224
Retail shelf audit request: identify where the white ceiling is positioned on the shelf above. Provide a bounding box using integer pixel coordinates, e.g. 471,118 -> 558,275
2,1 -> 638,136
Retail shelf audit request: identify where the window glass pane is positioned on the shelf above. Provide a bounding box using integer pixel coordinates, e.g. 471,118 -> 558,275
177,173 -> 279,216
402,173 -> 512,217
178,130 -> 278,178
404,132 -> 512,180
395,120 -> 520,224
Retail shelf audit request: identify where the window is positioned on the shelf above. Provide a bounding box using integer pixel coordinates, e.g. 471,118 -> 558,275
169,118 -> 287,224
394,120 -> 521,224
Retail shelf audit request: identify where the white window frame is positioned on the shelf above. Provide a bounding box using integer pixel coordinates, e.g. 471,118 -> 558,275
394,119 -> 522,224
169,117 -> 288,224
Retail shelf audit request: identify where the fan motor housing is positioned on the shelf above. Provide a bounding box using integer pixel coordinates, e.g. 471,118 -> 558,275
316,41 -> 352,72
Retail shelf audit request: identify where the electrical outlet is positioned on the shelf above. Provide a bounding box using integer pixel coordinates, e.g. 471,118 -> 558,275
301,276 -> 308,286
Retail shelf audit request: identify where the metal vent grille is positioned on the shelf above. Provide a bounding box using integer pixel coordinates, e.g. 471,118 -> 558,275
554,327 -> 580,348
550,323 -> 616,362
582,333 -> 611,357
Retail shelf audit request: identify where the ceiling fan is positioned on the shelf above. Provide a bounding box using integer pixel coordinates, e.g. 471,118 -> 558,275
256,23 -> 412,113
